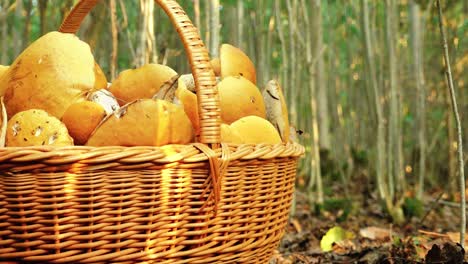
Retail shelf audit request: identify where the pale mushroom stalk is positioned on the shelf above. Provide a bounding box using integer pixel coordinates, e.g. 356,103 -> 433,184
153,74 -> 180,102
262,80 -> 290,143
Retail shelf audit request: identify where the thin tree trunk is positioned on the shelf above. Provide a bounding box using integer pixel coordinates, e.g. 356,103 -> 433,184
386,0 -> 404,199
411,1 -> 427,200
119,0 -> 136,65
110,0 -> 118,80
1,0 -> 11,65
286,0 -> 297,127
362,0 -> 391,215
209,0 -> 220,58
147,0 -> 157,64
275,0 -> 288,91
204,1 -> 211,54
193,0 -> 201,32
302,0 -> 323,204
22,0 -> 32,48
264,16 -> 275,83
448,92 -> 456,192
311,0 -> 331,151
136,0 -> 157,66
436,0 -> 466,248
38,0 -> 48,36
12,0 -> 23,57
236,0 -> 244,50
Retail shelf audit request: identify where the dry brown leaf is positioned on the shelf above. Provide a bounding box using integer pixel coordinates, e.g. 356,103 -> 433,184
445,231 -> 468,245
291,218 -> 303,233
333,239 -> 356,255
359,226 -> 391,241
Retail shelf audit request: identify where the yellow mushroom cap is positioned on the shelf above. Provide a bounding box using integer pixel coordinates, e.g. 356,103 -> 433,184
0,65 -> 8,78
210,58 -> 221,76
86,99 -> 194,147
62,101 -> 106,145
1,31 -> 105,119
175,79 -> 200,135
218,76 -> 266,124
6,109 -> 74,147
2,32 -> 104,117
94,62 -> 108,90
0,65 -> 8,98
220,123 -> 243,144
230,116 -> 282,144
220,44 -> 256,84
108,64 -> 177,106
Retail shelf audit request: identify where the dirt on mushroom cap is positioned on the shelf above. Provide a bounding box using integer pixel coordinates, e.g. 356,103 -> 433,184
6,109 -> 73,147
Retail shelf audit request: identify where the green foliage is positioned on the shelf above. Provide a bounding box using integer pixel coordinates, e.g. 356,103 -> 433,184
321,198 -> 354,222
403,197 -> 425,218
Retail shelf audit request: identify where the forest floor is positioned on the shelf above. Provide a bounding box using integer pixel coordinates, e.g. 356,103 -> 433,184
273,182 -> 468,264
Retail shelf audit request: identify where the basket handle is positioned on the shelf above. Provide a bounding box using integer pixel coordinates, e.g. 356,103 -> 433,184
59,0 -> 220,145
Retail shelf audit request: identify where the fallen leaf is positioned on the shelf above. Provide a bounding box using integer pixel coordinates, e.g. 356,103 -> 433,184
333,239 -> 357,255
445,231 -> 468,245
291,218 -> 302,233
359,226 -> 391,241
320,226 -> 355,252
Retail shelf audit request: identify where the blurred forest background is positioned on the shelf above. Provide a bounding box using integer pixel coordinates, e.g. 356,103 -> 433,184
0,0 -> 466,226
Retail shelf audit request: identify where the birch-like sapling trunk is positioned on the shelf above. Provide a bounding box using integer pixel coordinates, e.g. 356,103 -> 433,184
410,1 -> 427,200
12,0 -> 23,57
362,0 -> 404,224
436,0 -> 466,247
302,0 -> 323,205
110,0 -> 118,80
204,0 -> 211,54
274,0 -> 288,95
38,0 -> 47,36
209,0 -> 220,58
236,0 -> 244,50
118,0 -> 136,64
286,0 -> 297,127
312,0 -> 331,152
22,0 -> 32,48
1,0 -> 11,64
386,0 -> 405,200
136,0 -> 157,67
193,0 -> 201,32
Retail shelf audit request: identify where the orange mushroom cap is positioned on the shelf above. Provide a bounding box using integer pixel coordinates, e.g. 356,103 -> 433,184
108,64 -> 177,106
220,44 -> 257,84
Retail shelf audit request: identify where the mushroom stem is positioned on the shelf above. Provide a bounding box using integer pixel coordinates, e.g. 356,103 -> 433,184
179,74 -> 196,93
87,89 -> 120,116
153,74 -> 180,101
180,73 -> 221,93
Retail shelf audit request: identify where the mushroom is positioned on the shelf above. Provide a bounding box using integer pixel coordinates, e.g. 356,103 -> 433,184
87,89 -> 120,116
0,31 -> 107,119
6,109 -> 74,147
108,63 -> 178,106
85,99 -> 194,147
61,101 -> 107,145
218,76 -> 266,124
219,44 -> 256,85
229,115 -> 282,144
262,80 -> 290,143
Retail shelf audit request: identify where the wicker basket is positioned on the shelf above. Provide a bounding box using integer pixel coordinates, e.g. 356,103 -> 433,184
0,0 -> 304,263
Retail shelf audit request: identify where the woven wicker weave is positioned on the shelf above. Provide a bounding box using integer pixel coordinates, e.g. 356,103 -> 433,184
0,0 -> 304,263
